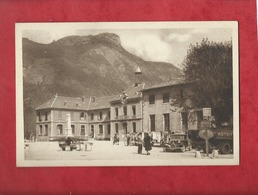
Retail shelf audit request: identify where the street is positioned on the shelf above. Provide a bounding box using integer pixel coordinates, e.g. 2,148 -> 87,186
23,140 -> 234,166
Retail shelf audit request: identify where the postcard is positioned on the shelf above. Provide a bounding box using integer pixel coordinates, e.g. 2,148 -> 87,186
16,21 -> 239,167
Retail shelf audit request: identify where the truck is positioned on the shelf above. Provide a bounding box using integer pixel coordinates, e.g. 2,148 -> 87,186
188,126 -> 233,154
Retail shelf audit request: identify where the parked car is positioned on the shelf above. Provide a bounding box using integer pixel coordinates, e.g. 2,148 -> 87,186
161,131 -> 191,152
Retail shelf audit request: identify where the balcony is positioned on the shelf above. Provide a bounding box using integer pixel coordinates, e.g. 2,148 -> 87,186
113,115 -> 140,121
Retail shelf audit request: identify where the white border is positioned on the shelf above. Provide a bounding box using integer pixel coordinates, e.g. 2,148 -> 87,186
16,21 -> 239,167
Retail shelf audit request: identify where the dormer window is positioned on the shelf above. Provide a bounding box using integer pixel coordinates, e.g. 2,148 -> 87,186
163,93 -> 169,103
99,112 -> 103,120
38,111 -> 42,121
45,111 -> 48,121
80,112 -> 85,120
149,95 -> 155,105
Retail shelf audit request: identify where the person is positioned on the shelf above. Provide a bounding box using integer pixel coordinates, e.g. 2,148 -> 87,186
137,133 -> 143,154
113,133 -> 119,145
126,132 -> 130,146
65,137 -> 73,146
143,133 -> 153,155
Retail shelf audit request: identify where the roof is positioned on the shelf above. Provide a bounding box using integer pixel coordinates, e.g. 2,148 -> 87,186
35,96 -> 89,111
110,83 -> 145,103
141,77 -> 189,92
87,95 -> 116,110
35,95 -> 117,111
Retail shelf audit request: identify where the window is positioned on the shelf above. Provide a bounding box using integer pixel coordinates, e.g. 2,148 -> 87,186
71,112 -> 74,120
57,124 -> 63,135
115,123 -> 119,134
45,111 -> 48,121
80,112 -> 85,120
107,124 -> 111,134
81,125 -> 85,135
99,125 -> 103,134
45,125 -> 48,136
150,115 -> 155,131
91,113 -> 94,121
132,105 -> 136,116
163,93 -> 170,103
181,112 -> 188,130
115,107 -> 118,117
123,106 -> 127,116
99,112 -> 103,120
90,125 -> 94,138
38,112 -> 42,121
164,113 -> 170,131
58,111 -> 62,119
149,95 -> 155,104
71,125 -> 75,135
123,123 -> 128,134
132,122 -> 136,133
39,125 -> 43,135
108,111 -> 111,118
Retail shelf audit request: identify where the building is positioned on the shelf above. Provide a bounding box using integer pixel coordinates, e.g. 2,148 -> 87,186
35,65 -> 194,141
109,83 -> 145,141
141,79 -> 191,134
87,95 -> 115,140
35,95 -> 89,141
35,94 -> 118,141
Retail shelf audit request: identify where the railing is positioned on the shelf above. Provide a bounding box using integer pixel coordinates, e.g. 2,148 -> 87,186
113,115 -> 139,120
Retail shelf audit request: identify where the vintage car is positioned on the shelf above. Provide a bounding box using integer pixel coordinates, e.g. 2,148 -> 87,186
161,132 -> 191,152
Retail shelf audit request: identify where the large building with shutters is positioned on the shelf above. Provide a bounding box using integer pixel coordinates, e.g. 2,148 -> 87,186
35,65 -> 194,141
35,80 -> 193,141
141,80 -> 192,134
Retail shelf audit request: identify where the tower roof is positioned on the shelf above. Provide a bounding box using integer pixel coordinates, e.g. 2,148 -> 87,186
135,66 -> 142,74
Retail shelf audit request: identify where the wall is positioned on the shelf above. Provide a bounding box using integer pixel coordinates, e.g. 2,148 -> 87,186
110,99 -> 142,141
142,85 -> 185,134
88,108 -> 111,140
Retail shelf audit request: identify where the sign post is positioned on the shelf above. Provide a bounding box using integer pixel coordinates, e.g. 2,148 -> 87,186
199,120 -> 213,157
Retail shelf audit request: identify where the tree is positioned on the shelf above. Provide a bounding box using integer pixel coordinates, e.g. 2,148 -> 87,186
181,38 -> 233,126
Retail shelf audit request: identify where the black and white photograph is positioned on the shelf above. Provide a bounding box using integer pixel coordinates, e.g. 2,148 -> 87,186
16,22 -> 239,167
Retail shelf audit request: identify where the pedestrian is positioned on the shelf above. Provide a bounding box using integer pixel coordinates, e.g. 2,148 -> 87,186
113,133 -> 119,145
143,133 -> 153,155
65,137 -> 73,146
126,132 -> 130,146
137,132 -> 143,154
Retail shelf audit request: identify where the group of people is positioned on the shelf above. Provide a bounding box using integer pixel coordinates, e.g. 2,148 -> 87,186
113,132 -> 153,155
137,132 -> 152,155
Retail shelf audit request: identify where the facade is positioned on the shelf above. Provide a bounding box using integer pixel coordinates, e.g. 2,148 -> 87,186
109,83 -> 144,141
35,95 -> 89,141
141,80 -> 192,134
35,79 -> 193,142
35,95 -> 115,141
87,96 -> 115,140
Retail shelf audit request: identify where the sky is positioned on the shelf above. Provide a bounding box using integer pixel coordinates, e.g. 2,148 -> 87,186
22,24 -> 233,68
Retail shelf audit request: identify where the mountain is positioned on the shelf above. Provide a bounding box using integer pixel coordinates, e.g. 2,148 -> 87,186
22,33 -> 184,138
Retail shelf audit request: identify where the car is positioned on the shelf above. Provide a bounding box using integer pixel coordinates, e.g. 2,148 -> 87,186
162,132 -> 191,152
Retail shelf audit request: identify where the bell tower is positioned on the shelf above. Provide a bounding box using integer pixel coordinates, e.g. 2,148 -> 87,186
134,66 -> 142,86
